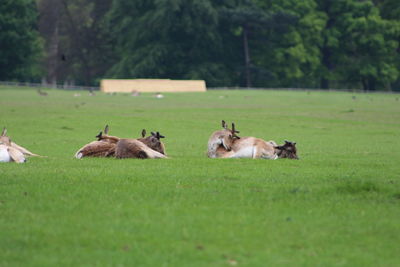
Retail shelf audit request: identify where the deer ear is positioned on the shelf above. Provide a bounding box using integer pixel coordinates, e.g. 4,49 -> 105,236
141,129 -> 146,138
1,127 -> 6,136
222,120 -> 227,129
96,131 -> 103,139
104,125 -> 109,135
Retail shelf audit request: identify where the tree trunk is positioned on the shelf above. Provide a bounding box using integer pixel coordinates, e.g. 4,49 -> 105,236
49,24 -> 59,85
243,25 -> 251,88
61,0 -> 91,85
320,46 -> 332,89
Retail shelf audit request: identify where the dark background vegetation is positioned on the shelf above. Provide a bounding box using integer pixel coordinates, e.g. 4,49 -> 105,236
1,0 -> 399,90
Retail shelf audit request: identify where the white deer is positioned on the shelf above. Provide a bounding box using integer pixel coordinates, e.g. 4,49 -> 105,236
208,122 -> 298,159
0,127 -> 40,163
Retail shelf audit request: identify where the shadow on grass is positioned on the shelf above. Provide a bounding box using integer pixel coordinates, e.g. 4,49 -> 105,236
336,181 -> 381,194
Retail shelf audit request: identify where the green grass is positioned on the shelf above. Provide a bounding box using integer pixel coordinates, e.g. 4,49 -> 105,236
0,87 -> 399,266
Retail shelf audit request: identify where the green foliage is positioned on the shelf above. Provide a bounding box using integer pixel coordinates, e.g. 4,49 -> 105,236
37,0 -> 114,85
0,0 -> 43,80
3,0 -> 400,90
257,0 -> 327,88
375,0 -> 400,90
107,0 -> 230,86
317,0 -> 399,90
1,87 -> 400,265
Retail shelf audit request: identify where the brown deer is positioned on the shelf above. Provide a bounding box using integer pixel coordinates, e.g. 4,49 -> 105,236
0,127 -> 40,163
137,129 -> 166,155
74,125 -> 118,158
76,126 -> 167,159
97,131 -> 167,159
37,89 -> 48,96
207,120 -> 240,158
99,128 -> 167,156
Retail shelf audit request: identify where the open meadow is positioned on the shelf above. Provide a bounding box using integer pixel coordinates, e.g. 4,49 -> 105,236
1,87 -> 400,266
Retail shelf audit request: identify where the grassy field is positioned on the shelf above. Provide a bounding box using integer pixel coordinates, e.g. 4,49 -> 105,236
0,87 -> 399,266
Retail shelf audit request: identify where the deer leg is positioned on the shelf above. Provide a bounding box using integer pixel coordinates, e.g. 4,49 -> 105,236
252,147 -> 258,159
261,150 -> 278,160
8,147 -> 26,163
11,142 -> 39,156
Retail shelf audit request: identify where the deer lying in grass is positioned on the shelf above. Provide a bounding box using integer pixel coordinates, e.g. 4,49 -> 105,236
97,130 -> 167,159
207,121 -> 298,159
75,126 -> 167,159
207,120 -> 240,158
216,137 -> 298,159
0,127 -> 40,163
74,125 -> 118,159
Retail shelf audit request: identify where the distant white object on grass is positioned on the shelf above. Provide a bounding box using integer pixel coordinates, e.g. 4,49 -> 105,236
154,93 -> 164,99
73,93 -> 81,97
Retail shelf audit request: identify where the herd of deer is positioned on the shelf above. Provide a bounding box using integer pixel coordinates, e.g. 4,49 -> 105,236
0,120 -> 298,163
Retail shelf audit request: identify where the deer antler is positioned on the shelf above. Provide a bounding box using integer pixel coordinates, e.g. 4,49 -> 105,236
230,123 -> 240,139
231,123 -> 240,134
95,131 -> 103,140
156,132 -> 165,139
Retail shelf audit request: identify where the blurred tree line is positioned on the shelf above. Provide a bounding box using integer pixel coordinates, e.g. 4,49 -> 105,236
1,0 -> 399,90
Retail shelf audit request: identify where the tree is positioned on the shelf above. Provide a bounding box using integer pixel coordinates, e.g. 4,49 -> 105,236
0,0 -> 42,81
253,0 -> 326,88
107,0 -> 234,86
38,0 -> 114,85
374,0 -> 400,90
220,0 -> 297,87
316,0 -> 399,90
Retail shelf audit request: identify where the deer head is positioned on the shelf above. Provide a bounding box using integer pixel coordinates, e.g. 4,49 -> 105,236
0,127 -> 11,146
138,130 -> 166,155
274,140 -> 298,159
220,122 -> 240,151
